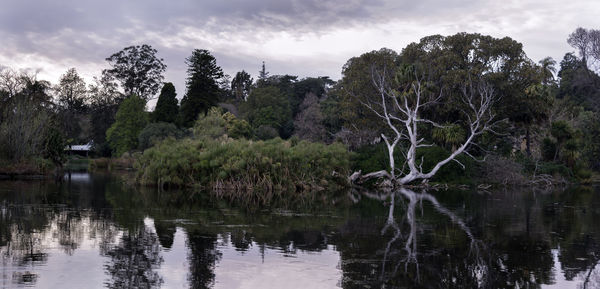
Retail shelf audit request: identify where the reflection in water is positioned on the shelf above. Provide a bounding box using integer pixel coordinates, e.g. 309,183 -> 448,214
105,222 -> 163,289
353,188 -> 486,288
186,230 -> 220,289
1,174 -> 600,288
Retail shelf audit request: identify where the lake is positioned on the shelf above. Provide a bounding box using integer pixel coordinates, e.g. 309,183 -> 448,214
0,172 -> 599,288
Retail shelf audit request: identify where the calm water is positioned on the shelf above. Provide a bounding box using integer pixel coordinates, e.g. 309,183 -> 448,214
1,173 -> 599,288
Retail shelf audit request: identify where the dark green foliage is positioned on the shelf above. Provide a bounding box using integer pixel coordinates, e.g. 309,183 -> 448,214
192,107 -> 252,140
0,77 -> 53,161
88,74 -> 124,156
255,125 -> 278,140
231,70 -> 253,101
106,94 -> 149,156
257,61 -> 270,86
400,33 -> 534,123
55,68 -> 88,112
152,83 -> 178,123
550,120 -> 574,161
542,138 -> 556,161
138,122 -> 184,151
135,138 -> 353,202
415,146 -> 474,183
43,127 -> 66,166
222,112 -> 253,139
577,112 -> 600,170
319,91 -> 344,139
241,86 -> 292,138
352,143 -> 391,174
352,143 -> 474,184
338,48 -> 399,146
518,156 -> 572,179
290,77 -> 333,116
558,53 -> 600,112
179,49 -> 224,127
432,123 -> 466,151
103,44 -> 167,100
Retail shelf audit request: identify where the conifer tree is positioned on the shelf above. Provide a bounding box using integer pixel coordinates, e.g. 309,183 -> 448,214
179,49 -> 224,127
152,82 -> 178,123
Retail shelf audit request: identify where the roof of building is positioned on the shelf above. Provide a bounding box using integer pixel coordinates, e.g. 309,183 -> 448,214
66,141 -> 93,151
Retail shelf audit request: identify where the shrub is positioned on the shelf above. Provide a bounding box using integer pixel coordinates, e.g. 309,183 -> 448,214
135,137 -> 353,204
352,143 -> 390,173
193,107 -> 227,139
255,125 -> 279,140
478,155 -> 526,185
193,107 -> 253,140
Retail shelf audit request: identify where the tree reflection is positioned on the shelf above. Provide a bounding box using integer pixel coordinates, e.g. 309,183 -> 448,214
104,224 -> 163,289
340,186 -> 600,288
186,230 -> 221,289
343,187 -> 488,288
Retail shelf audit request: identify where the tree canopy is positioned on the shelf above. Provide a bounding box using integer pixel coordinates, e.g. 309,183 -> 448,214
152,82 -> 178,123
241,86 -> 292,138
231,70 -> 253,101
179,49 -> 224,127
55,68 -> 88,111
103,44 -> 166,100
106,94 -> 149,156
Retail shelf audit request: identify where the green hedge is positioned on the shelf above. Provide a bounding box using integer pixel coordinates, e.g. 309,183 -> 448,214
135,137 -> 353,203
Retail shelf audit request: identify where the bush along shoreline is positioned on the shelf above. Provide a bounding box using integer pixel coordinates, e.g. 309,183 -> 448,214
135,137 -> 353,205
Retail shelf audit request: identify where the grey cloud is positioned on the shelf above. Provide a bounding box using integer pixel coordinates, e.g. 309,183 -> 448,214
1,0 -> 598,104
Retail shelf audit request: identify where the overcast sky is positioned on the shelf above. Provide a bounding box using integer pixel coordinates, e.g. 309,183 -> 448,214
1,0 -> 598,107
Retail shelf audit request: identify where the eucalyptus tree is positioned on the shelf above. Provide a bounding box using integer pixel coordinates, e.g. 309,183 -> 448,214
338,48 -> 400,148
55,68 -> 88,111
349,62 -> 498,185
88,74 -> 124,156
103,44 -> 166,100
568,27 -> 600,72
231,70 -> 253,101
54,68 -> 89,142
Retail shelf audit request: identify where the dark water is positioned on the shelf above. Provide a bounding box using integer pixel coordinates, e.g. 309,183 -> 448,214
1,173 -> 599,288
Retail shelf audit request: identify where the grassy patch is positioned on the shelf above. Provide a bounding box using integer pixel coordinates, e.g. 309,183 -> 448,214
135,137 -> 353,205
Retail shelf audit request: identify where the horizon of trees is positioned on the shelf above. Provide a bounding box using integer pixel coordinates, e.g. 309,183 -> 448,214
1,27 -> 600,178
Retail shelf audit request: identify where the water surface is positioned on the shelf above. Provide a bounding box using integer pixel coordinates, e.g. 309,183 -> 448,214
1,173 -> 599,288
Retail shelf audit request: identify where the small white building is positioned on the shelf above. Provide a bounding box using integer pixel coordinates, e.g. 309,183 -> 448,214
65,141 -> 93,156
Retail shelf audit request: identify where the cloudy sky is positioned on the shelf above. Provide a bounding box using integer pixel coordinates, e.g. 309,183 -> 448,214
1,0 -> 598,107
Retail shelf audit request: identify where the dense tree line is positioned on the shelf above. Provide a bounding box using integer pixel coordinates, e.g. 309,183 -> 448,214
1,28 -> 600,181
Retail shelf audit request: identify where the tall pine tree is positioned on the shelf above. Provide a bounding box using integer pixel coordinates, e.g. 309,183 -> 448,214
179,49 -> 224,127
152,82 -> 178,123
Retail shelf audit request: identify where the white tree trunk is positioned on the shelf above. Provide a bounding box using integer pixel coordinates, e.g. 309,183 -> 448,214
353,67 -> 497,186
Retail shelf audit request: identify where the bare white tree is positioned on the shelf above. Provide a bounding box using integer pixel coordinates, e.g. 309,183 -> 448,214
351,65 -> 499,186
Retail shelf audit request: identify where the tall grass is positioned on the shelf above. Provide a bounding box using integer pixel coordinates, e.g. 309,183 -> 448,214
135,137 -> 353,205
